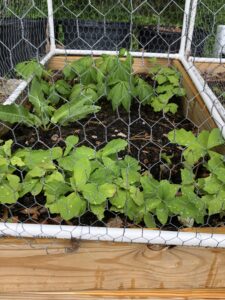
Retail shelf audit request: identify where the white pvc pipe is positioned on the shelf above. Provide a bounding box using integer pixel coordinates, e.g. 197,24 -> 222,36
179,0 -> 191,57
4,50 -> 56,105
214,25 -> 225,57
180,55 -> 225,137
1,223 -> 225,248
189,56 -> 225,63
186,0 -> 198,56
54,48 -> 180,59
47,0 -> 56,51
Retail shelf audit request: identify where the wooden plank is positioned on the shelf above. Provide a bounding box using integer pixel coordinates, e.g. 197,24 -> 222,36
1,289 -> 225,299
194,62 -> 225,76
172,60 -> 217,131
0,238 -> 225,294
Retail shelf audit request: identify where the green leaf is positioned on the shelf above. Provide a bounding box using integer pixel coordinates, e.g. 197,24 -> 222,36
110,189 -> 127,209
156,205 -> 169,225
82,183 -> 116,205
6,174 -> 20,191
0,103 -> 41,127
2,140 -> 12,156
51,97 -> 100,125
207,128 -> 224,149
135,78 -> 153,105
100,139 -> 127,157
121,168 -> 140,185
20,179 -> 39,197
26,166 -> 45,178
90,204 -> 105,220
155,74 -> 167,84
144,213 -> 156,228
48,192 -> 86,220
0,183 -> 19,204
181,168 -> 194,185
73,157 -> 91,189
10,156 -> 25,167
16,60 -> 44,80
55,79 -> 71,96
108,81 -> 132,111
29,77 -> 53,124
167,129 -> 196,147
130,186 -> 144,206
64,135 -> 79,156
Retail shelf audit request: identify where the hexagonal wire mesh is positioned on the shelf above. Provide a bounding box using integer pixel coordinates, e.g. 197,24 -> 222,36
0,0 -> 225,248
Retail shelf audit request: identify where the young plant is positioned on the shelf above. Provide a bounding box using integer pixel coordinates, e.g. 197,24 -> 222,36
0,60 -> 101,129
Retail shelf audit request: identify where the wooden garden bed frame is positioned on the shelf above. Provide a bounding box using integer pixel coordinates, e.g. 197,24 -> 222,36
1,58 -> 225,299
1,237 -> 225,299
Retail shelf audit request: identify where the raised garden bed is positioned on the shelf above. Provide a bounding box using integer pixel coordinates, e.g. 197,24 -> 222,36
0,54 -> 223,233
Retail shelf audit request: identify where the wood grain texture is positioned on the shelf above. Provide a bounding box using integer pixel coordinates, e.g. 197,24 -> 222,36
1,289 -> 225,299
194,62 -> 225,76
0,238 -> 225,294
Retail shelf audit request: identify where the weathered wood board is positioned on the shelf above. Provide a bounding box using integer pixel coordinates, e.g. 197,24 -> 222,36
1,238 -> 225,299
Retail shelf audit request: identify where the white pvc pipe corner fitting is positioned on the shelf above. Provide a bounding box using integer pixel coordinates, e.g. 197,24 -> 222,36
214,25 -> 225,57
1,223 -> 225,248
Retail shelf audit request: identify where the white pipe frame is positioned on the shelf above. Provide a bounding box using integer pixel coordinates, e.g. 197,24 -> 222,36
1,223 -> 225,248
186,0 -> 198,57
2,0 -> 225,248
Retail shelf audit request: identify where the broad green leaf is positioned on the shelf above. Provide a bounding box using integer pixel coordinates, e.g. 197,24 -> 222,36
202,175 -> 221,194
121,168 -> 140,185
16,60 -> 44,80
74,146 -> 96,160
155,74 -> 167,84
6,174 -> 20,191
102,157 -> 120,176
64,135 -> 79,156
55,79 -> 71,96
100,139 -> 127,157
2,140 -> 13,156
181,168 -> 194,185
73,157 -> 91,188
51,97 -> 100,125
110,189 -> 127,209
167,129 -> 196,147
48,192 -> 86,220
130,186 -> 144,206
135,78 -> 153,105
90,167 -> 115,185
0,103 -> 41,127
20,178 -> 39,197
90,204 -> 105,220
156,205 -> 169,225
0,184 -> 19,204
31,182 -> 43,196
10,156 -> 25,167
82,183 -> 116,205
26,166 -> 45,178
207,128 -> 224,149
108,81 -> 132,111
144,213 -> 156,228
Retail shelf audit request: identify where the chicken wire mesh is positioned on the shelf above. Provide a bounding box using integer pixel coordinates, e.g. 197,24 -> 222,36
0,0 -> 225,248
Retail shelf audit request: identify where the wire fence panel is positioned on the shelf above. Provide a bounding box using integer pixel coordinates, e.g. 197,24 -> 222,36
0,0 -> 224,248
